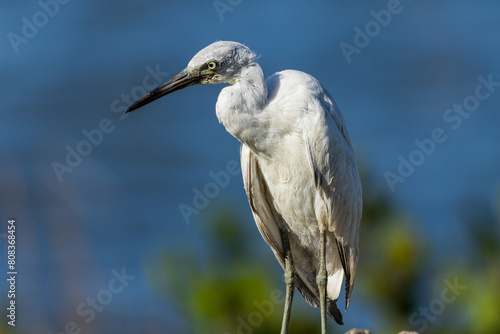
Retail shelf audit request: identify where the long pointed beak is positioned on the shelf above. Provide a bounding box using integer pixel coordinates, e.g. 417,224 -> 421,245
124,69 -> 203,114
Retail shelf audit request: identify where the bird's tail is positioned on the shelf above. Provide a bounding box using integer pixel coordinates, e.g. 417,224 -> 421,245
327,298 -> 343,325
295,277 -> 343,325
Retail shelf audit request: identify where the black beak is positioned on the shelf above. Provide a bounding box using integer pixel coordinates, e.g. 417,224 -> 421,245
124,69 -> 202,114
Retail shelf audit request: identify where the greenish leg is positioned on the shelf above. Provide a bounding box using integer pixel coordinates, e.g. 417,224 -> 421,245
280,232 -> 295,334
317,230 -> 327,334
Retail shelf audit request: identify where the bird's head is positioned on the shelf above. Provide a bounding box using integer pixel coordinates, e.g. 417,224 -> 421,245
125,41 -> 257,114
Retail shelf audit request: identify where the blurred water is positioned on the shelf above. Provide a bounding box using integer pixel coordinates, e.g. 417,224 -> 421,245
1,1 -> 500,333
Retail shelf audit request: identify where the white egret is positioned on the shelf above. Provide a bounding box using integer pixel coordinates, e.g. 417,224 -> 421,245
125,41 -> 362,334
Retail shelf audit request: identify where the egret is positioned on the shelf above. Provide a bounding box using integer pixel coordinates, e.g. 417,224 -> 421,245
125,41 -> 362,334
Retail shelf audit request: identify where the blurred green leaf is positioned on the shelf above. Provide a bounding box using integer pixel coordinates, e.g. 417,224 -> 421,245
145,163 -> 500,334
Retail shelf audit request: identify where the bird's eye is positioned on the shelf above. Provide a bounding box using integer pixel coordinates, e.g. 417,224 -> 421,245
207,61 -> 218,70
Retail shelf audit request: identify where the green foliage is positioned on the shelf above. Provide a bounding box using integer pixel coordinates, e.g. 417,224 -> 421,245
146,164 -> 500,334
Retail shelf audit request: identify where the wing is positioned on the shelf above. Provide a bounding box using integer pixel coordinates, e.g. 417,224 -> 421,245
240,143 -> 283,257
240,144 -> 344,324
301,87 -> 363,309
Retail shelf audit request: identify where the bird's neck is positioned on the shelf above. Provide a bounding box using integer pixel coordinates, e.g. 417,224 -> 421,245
216,63 -> 275,156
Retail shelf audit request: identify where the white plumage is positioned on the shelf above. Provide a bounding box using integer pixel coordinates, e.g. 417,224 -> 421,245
125,41 -> 362,332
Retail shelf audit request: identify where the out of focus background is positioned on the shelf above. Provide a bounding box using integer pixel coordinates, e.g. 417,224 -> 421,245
1,1 -> 500,333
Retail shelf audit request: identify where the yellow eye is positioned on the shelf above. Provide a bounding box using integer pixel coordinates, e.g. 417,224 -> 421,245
207,61 -> 217,70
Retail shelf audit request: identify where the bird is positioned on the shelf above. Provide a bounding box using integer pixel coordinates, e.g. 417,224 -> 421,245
125,41 -> 362,334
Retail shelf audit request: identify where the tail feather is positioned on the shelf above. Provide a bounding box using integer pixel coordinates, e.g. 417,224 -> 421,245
295,276 -> 343,325
327,298 -> 343,325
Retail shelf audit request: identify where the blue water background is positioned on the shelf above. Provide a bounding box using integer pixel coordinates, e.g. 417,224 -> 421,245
1,1 -> 500,333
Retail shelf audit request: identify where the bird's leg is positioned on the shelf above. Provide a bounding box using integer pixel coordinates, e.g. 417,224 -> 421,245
280,231 -> 295,334
317,230 -> 327,334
